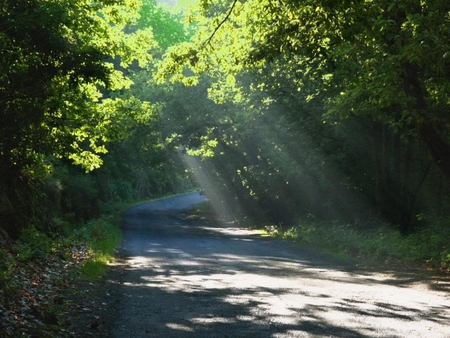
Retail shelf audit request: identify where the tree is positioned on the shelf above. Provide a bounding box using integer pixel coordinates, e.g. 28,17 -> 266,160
149,0 -> 450,231
0,0 -> 155,233
160,0 -> 450,181
138,0 -> 192,50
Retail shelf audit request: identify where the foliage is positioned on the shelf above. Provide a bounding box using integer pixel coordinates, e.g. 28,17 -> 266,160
0,229 -> 93,336
0,244 -> 17,297
13,227 -> 54,262
56,166 -> 101,222
154,0 -> 450,233
164,0 -> 450,135
1,0 -> 449,307
0,212 -> 124,335
270,217 -> 450,270
73,215 -> 122,279
138,0 -> 192,50
0,0 -> 154,173
0,0 -> 156,234
0,0 -> 197,235
160,0 -> 450,177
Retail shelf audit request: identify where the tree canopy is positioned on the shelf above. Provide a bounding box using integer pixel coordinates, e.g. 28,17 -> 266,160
160,0 -> 450,179
0,0 -> 154,177
0,0 -> 156,232
2,0 -> 450,237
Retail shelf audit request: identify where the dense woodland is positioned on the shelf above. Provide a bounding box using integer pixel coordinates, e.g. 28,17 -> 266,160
1,0 -> 450,265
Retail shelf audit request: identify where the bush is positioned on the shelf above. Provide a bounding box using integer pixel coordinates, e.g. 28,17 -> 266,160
59,171 -> 100,222
73,215 -> 122,279
13,227 -> 53,262
403,219 -> 450,269
0,247 -> 18,297
80,260 -> 108,280
274,217 -> 450,270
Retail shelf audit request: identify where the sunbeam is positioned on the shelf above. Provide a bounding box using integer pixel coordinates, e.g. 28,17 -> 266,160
179,152 -> 237,222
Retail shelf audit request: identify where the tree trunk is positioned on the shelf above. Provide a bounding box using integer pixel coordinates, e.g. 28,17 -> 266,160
400,137 -> 413,233
418,122 -> 450,181
403,62 -> 450,182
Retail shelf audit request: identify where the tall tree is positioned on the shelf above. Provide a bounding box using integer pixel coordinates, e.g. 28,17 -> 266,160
0,0 -> 155,233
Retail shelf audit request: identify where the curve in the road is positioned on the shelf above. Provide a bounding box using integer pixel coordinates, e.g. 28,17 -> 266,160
110,193 -> 450,338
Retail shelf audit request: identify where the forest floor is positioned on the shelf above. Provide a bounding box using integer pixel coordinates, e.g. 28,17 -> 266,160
0,240 -> 92,336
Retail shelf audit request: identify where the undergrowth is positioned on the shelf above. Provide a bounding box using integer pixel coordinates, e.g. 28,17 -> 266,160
264,217 -> 450,271
72,215 -> 123,279
0,214 -> 122,297
0,214 -> 123,336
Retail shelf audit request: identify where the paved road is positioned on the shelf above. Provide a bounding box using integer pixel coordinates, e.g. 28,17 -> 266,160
112,192 -> 450,337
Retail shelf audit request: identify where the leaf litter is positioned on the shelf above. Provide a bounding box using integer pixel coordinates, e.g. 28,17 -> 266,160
0,239 -> 101,337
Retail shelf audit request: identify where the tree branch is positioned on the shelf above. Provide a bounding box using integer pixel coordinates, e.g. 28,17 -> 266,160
203,0 -> 239,47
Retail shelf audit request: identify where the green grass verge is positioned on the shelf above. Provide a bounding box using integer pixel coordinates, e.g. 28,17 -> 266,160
73,215 -> 123,280
263,218 -> 450,271
79,191 -> 198,279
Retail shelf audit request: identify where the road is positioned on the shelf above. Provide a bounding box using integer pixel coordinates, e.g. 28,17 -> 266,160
110,192 -> 450,337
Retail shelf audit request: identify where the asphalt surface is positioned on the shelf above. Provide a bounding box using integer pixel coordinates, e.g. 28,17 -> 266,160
111,192 -> 450,337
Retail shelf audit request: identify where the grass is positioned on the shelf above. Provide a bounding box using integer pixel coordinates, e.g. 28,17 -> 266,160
73,215 -> 123,280
80,260 -> 108,279
78,191 -> 198,279
263,217 -> 450,271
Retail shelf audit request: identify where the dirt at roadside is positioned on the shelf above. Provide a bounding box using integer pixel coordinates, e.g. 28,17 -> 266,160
66,254 -> 128,337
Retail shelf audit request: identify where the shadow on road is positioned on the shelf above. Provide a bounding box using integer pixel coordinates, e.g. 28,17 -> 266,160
108,194 -> 450,337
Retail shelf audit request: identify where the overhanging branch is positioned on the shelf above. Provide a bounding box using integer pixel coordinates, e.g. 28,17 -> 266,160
203,0 -> 239,47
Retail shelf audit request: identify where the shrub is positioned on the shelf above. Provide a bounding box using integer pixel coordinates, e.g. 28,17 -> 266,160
404,219 -> 450,269
59,172 -> 100,222
13,227 -> 53,262
0,247 -> 18,297
73,215 -> 122,279
275,217 -> 450,270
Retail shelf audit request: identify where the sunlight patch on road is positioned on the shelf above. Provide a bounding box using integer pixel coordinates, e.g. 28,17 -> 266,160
190,317 -> 235,324
120,228 -> 450,338
127,256 -> 152,268
200,226 -> 260,237
140,262 -> 450,336
165,323 -> 194,332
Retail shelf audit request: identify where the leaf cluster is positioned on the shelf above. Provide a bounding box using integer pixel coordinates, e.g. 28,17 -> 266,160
160,0 -> 450,128
0,0 -> 155,176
